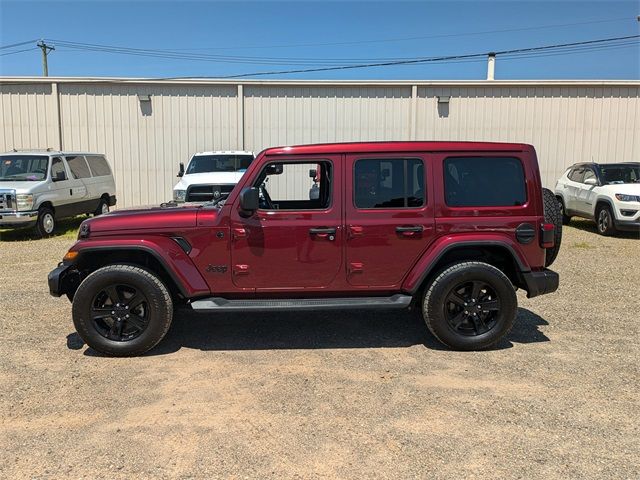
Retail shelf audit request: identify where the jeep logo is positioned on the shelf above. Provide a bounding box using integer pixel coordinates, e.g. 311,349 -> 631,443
206,264 -> 228,273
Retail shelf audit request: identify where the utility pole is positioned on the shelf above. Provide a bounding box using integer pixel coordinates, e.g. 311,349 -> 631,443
36,40 -> 54,76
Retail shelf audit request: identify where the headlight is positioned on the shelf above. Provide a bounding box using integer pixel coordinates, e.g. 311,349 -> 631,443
173,189 -> 186,202
16,194 -> 34,211
615,193 -> 640,202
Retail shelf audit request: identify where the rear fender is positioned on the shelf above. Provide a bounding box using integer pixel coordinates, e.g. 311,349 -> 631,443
402,234 -> 530,294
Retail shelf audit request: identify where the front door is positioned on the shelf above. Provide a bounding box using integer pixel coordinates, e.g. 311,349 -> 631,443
345,153 -> 435,288
230,156 -> 343,291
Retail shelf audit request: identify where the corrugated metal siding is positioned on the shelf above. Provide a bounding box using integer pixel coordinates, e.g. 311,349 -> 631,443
1,79 -> 638,207
57,84 -> 239,207
0,83 -> 59,151
415,86 -> 640,186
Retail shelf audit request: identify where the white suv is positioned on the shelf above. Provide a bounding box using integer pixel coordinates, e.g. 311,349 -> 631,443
0,151 -> 116,237
555,162 -> 640,235
173,151 -> 254,203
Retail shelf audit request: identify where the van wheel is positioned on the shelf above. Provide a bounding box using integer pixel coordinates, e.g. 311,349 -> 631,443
422,261 -> 517,351
72,265 -> 173,356
94,197 -> 109,216
543,188 -> 562,267
596,205 -> 616,236
35,207 -> 55,237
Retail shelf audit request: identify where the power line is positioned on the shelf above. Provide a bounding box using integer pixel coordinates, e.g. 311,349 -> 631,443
0,39 -> 38,50
0,47 -> 38,57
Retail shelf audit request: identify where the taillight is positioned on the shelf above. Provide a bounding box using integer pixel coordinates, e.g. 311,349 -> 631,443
540,223 -> 555,248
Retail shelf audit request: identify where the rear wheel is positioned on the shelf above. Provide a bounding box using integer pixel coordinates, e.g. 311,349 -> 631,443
422,261 -> 517,351
35,207 -> 55,237
557,196 -> 571,225
72,265 -> 173,356
596,204 -> 616,236
543,188 -> 562,267
94,197 -> 109,216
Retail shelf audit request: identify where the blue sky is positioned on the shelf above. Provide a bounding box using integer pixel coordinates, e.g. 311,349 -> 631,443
0,0 -> 638,79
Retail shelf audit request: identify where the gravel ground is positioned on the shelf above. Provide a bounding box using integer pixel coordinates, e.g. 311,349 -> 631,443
1,220 -> 638,479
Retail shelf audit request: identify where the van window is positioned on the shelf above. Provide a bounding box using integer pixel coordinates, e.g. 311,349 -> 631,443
86,155 -> 112,177
66,156 -> 91,179
50,157 -> 67,181
354,158 -> 424,209
444,157 -> 526,207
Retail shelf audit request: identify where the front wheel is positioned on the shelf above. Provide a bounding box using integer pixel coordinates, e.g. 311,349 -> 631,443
72,265 -> 173,356
422,261 -> 517,351
35,207 -> 55,237
596,205 -> 616,236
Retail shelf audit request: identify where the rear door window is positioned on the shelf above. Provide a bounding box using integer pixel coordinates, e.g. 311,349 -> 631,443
354,158 -> 424,209
444,157 -> 526,207
66,155 -> 91,179
568,167 -> 585,182
86,155 -> 112,177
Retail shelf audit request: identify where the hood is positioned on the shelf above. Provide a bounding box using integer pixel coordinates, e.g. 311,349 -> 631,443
85,203 -> 205,234
599,183 -> 640,195
0,180 -> 46,193
174,171 -> 246,190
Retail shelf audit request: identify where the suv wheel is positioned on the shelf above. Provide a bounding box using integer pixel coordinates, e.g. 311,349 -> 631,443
72,265 -> 173,356
422,261 -> 517,351
542,188 -> 562,267
557,196 -> 571,225
35,207 -> 55,237
94,197 -> 109,216
596,205 -> 616,236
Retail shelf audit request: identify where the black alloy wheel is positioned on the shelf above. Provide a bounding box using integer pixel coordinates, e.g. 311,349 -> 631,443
90,284 -> 149,342
444,280 -> 500,336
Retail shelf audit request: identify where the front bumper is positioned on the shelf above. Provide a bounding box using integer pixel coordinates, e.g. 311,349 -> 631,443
0,210 -> 38,227
48,263 -> 79,298
522,269 -> 559,298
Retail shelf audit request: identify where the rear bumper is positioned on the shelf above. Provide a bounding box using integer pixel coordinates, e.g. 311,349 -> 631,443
0,210 -> 38,227
523,269 -> 559,298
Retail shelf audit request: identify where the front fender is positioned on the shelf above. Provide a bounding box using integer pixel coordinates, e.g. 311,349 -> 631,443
402,234 -> 530,294
68,235 -> 210,298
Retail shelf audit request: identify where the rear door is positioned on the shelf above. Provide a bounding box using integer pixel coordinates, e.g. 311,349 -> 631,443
575,167 -> 598,216
565,166 -> 585,212
345,153 -> 434,288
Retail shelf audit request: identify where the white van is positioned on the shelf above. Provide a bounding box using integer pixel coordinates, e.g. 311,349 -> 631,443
173,151 -> 254,203
0,151 -> 116,236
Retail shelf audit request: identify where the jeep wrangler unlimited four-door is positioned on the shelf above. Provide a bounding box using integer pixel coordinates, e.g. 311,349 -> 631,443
49,142 -> 560,356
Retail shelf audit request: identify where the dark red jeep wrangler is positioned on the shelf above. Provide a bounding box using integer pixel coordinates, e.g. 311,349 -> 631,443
49,142 -> 561,356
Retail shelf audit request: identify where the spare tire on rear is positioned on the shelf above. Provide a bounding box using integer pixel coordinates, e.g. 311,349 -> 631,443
542,188 -> 562,267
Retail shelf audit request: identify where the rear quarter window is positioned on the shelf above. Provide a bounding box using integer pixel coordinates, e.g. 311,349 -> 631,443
86,155 -> 112,177
444,156 -> 526,207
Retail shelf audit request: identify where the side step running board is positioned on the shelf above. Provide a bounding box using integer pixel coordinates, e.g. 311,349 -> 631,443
190,294 -> 412,312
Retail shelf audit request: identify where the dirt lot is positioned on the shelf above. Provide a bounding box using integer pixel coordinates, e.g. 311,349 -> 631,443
0,220 -> 638,479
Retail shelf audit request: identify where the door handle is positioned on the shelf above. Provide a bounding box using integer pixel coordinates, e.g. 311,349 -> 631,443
348,225 -> 364,238
309,227 -> 336,235
396,225 -> 424,237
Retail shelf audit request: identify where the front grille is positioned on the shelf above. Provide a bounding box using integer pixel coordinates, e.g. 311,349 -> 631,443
0,191 -> 15,212
186,184 -> 235,202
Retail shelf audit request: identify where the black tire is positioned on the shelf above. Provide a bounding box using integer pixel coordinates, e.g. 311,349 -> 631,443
94,196 -> 110,216
422,261 -> 517,351
35,207 -> 55,237
596,204 -> 616,236
543,188 -> 562,267
556,196 -> 571,225
72,264 -> 173,356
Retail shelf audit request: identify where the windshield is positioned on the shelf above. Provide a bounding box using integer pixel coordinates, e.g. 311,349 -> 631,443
186,154 -> 253,174
600,164 -> 640,184
0,155 -> 49,181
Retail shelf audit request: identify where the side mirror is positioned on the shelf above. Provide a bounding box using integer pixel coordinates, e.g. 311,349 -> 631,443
52,171 -> 66,182
265,164 -> 283,176
238,187 -> 259,217
177,162 -> 185,177
584,177 -> 597,186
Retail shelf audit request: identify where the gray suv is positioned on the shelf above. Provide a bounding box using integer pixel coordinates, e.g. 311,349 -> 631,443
0,150 -> 116,236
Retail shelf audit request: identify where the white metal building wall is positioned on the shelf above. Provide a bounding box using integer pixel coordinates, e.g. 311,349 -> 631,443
1,78 -> 638,207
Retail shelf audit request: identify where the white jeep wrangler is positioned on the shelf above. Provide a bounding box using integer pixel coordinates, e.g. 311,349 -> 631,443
172,151 -> 254,203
